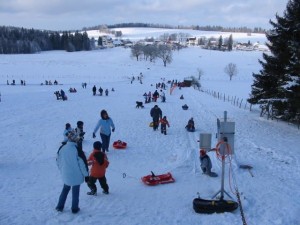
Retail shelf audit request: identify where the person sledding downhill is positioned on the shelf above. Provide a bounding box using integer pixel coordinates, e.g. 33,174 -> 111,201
159,116 -> 170,135
150,105 -> 162,131
185,117 -> 195,132
86,141 -> 109,196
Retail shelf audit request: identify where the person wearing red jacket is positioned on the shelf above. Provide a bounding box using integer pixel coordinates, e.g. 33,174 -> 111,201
86,141 -> 109,195
159,116 -> 170,135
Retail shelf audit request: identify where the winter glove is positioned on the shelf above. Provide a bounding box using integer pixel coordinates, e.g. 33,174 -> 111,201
92,133 -> 96,138
85,177 -> 89,183
112,128 -> 115,132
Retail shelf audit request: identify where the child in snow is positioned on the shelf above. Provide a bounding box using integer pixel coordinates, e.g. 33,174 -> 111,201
86,141 -> 109,195
62,123 -> 72,144
199,149 -> 217,177
159,116 -> 170,135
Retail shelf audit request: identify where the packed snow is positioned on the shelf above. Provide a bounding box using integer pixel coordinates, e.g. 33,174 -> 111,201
0,29 -> 299,225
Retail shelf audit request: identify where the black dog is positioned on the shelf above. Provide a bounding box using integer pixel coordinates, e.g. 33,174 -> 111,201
136,101 -> 144,108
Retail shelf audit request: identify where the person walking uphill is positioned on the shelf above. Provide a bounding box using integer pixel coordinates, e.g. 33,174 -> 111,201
86,141 -> 109,196
159,116 -> 170,135
93,110 -> 115,152
56,130 -> 89,214
150,105 -> 162,131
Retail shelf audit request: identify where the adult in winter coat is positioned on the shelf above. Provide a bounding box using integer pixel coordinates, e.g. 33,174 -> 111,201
93,110 -> 115,152
199,149 -> 213,175
86,141 -> 109,195
152,90 -> 159,102
92,85 -> 97,96
56,130 -> 89,214
150,105 -> 162,131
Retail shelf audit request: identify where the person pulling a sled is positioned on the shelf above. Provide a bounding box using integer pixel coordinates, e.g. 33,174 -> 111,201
150,105 -> 162,131
86,141 -> 109,196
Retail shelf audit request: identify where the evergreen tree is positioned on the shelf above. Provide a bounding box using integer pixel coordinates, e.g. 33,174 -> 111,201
227,34 -> 233,51
218,35 -> 223,50
248,0 -> 300,118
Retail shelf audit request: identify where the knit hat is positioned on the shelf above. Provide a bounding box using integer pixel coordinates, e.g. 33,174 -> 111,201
77,121 -> 84,127
65,123 -> 71,129
200,149 -> 206,156
93,141 -> 102,150
67,129 -> 80,142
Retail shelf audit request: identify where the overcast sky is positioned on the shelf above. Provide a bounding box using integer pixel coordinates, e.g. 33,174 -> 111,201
0,0 -> 289,31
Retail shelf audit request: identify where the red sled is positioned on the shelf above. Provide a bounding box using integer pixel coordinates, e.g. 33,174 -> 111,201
141,171 -> 175,186
113,140 -> 127,149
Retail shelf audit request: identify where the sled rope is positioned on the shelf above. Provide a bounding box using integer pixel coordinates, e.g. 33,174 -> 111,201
229,157 -> 248,225
109,168 -> 140,180
235,187 -> 247,225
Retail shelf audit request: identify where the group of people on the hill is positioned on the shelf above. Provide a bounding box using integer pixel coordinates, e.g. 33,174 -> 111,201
54,89 -> 67,101
143,89 -> 166,103
92,85 -> 110,96
56,109 -> 115,213
55,78 -> 219,214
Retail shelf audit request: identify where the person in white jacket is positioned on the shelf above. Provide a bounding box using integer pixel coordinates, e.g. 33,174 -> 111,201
56,129 -> 89,214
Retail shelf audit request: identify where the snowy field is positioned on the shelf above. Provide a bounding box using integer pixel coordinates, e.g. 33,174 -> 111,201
0,29 -> 299,225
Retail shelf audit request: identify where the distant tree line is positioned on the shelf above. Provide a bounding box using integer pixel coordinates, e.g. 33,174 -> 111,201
0,26 -> 92,54
84,23 -> 265,34
248,0 -> 300,122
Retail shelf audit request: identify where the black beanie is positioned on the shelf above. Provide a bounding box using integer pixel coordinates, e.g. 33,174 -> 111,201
93,141 -> 102,150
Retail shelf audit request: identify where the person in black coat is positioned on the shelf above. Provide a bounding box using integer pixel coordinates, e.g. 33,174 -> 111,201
92,85 -> 97,96
150,105 -> 162,131
185,117 -> 195,132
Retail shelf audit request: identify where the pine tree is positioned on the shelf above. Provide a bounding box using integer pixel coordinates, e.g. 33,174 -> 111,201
248,0 -> 300,118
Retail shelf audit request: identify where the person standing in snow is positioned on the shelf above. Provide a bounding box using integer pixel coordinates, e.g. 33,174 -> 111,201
199,149 -> 217,177
160,90 -> 166,102
86,141 -> 109,196
62,123 -> 72,144
150,105 -> 162,131
56,130 -> 89,214
92,85 -> 97,96
159,116 -> 170,135
75,121 -> 85,150
93,110 -> 115,152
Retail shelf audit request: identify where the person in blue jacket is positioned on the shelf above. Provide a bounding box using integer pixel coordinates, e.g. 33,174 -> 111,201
93,110 -> 115,152
56,129 -> 89,214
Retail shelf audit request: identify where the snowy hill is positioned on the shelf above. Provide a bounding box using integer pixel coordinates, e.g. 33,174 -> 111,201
87,27 -> 267,44
0,28 -> 299,225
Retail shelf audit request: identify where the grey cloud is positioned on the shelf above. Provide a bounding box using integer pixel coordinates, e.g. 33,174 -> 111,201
0,0 -> 289,30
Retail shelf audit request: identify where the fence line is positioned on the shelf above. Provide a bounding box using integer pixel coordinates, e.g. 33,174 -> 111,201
201,88 -> 299,129
203,89 -> 251,111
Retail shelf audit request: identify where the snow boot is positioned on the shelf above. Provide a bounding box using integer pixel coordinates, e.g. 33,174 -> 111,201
87,190 -> 97,196
71,208 -> 80,214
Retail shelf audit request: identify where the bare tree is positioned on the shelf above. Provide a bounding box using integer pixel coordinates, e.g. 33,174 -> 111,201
131,43 -> 144,61
157,44 -> 173,67
224,63 -> 238,81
